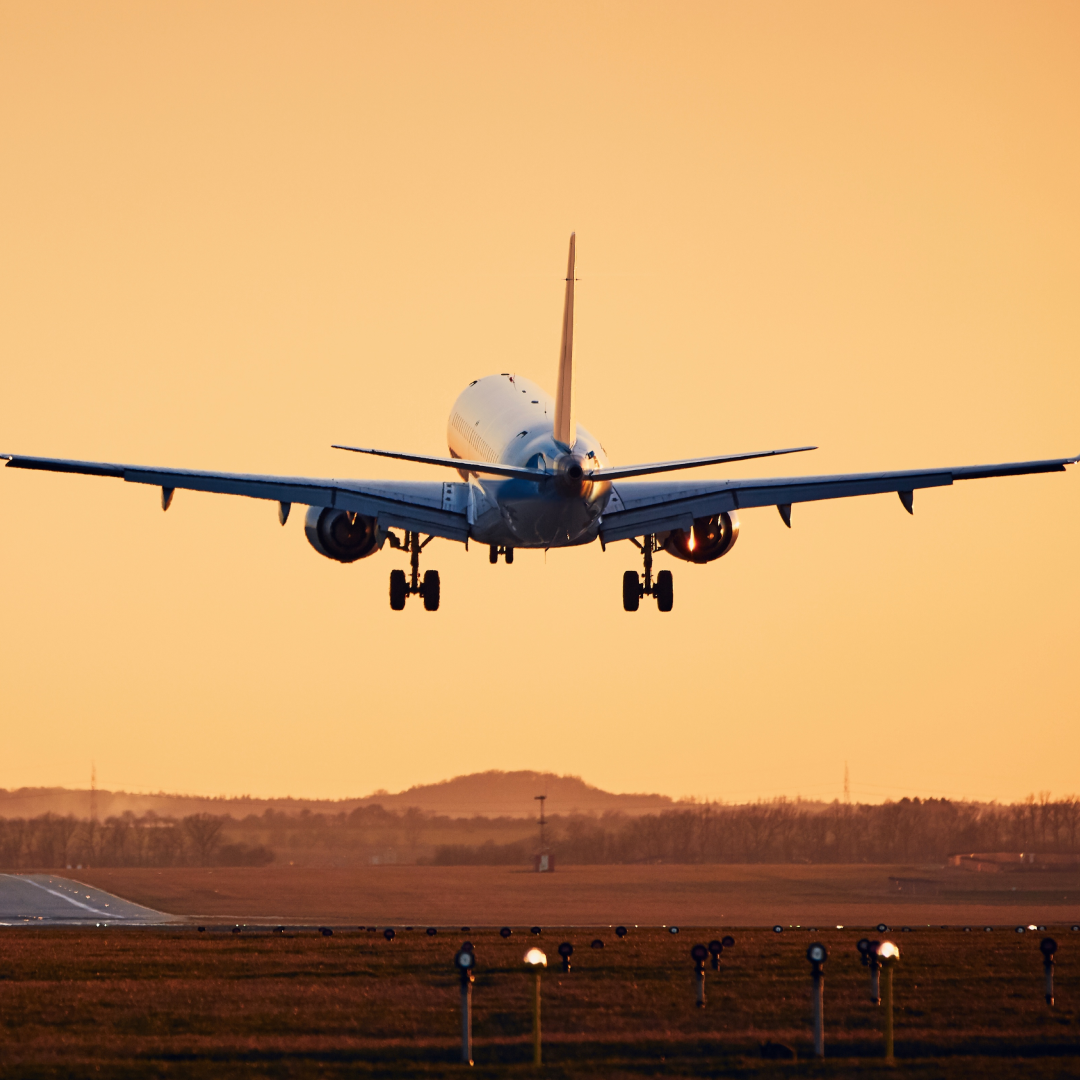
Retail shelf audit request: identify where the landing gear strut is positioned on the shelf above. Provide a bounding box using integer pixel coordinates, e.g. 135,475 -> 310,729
489,544 -> 514,564
389,531 -> 440,611
623,535 -> 673,612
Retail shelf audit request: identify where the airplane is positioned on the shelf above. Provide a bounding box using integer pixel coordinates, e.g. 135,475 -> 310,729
3,234 -> 1077,613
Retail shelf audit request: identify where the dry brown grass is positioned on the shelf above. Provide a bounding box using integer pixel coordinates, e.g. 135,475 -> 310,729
0,924 -> 1078,1077
68,864 -> 1080,926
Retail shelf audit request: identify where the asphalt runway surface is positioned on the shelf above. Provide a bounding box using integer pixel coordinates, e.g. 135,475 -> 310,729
0,873 -> 175,925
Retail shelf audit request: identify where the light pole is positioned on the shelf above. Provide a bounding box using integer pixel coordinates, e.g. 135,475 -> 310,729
524,947 -> 547,1066
807,943 -> 827,1058
691,944 -> 708,1007
453,944 -> 475,1066
878,940 -> 900,1063
1041,938 -> 1057,1006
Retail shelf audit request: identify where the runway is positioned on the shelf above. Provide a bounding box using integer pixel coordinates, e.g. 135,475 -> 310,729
0,873 -> 176,925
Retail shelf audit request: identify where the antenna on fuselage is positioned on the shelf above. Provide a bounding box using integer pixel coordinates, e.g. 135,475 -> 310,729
553,233 -> 576,450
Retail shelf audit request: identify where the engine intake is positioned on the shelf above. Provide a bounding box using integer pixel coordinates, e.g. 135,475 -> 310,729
662,512 -> 739,564
304,506 -> 380,562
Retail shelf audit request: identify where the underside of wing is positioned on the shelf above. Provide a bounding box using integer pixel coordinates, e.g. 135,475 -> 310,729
599,454 -> 1079,543
1,453 -> 471,543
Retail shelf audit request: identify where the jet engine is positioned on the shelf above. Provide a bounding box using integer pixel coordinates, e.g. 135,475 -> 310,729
304,506 -> 380,562
662,511 -> 739,564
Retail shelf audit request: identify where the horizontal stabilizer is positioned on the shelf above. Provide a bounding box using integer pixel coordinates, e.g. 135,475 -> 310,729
586,445 -> 816,482
332,444 -> 545,481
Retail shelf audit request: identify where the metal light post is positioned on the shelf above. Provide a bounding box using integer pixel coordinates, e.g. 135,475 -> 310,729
558,942 -> 573,973
691,944 -> 709,1007
524,947 -> 547,1066
858,938 -> 882,1004
878,940 -> 900,1063
453,945 -> 475,1066
1041,938 -> 1057,1006
807,943 -> 827,1058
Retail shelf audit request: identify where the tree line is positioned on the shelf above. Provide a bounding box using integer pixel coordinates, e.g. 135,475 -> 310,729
2,795 -> 1078,869
0,813 -> 273,870
430,795 -> 1080,866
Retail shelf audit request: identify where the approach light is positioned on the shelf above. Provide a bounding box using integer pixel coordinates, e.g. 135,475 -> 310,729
530,926 -> 542,935
500,927 -> 513,938
524,947 -> 547,967
591,939 -> 604,949
722,935 -> 735,948
1041,938 -> 1058,1007
691,944 -> 709,964
426,927 -> 437,936
557,942 -> 574,972
807,943 -> 827,965
773,925 -> 783,934
615,926 -> 628,938
708,940 -> 723,970
1028,924 -> 1038,931
669,926 -> 680,934
1016,926 -> 1026,934
806,943 -> 827,1058
454,947 -> 475,971
878,941 -> 899,961
383,928 -> 396,941
877,923 -> 888,933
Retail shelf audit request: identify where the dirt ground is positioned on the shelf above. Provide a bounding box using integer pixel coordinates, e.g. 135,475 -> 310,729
0,925 -> 1077,1078
68,864 -> 1080,926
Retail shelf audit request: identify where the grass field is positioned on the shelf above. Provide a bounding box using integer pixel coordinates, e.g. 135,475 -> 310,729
0,924 -> 1077,1078
69,864 -> 1080,926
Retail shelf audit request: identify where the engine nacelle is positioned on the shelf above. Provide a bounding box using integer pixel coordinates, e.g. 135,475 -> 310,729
304,506 -> 380,562
662,511 -> 739,564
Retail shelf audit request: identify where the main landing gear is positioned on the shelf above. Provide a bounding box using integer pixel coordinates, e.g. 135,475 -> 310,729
389,531 -> 440,611
623,535 -> 673,612
489,544 -> 514,564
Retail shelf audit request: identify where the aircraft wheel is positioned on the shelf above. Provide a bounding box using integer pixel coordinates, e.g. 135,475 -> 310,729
505,546 -> 514,564
422,570 -> 441,611
622,570 -> 640,612
489,544 -> 498,564
389,569 -> 407,610
656,569 -> 673,612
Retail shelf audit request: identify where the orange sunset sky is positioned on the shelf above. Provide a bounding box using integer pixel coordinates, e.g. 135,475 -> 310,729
1,2 -> 1077,805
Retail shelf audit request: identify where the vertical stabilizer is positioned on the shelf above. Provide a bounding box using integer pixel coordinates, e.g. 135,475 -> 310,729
553,233 -> 576,448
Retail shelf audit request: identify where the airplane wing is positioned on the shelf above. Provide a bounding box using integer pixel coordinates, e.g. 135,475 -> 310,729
0,454 -> 470,542
598,454 -> 1079,543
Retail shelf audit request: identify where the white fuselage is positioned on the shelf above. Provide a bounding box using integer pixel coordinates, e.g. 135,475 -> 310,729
446,374 -> 612,547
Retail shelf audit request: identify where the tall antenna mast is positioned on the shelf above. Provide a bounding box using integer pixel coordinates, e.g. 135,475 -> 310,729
843,762 -> 850,804
535,794 -> 547,849
90,761 -> 98,822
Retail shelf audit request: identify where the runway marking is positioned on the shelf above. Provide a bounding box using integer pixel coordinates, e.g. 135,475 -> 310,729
2,875 -> 112,917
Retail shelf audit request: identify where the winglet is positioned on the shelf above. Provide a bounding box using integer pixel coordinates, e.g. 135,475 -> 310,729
553,233 -> 576,449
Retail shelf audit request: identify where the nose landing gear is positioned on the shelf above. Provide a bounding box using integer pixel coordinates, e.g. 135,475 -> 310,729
389,531 -> 440,611
623,535 -> 673,612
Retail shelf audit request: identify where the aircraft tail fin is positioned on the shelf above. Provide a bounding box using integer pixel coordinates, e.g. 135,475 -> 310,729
553,233 -> 576,449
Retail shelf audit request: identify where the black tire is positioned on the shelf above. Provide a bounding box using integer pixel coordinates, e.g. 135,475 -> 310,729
656,569 -> 673,612
505,546 -> 514,564
489,544 -> 498,564
422,570 -> 440,611
389,569 -> 407,610
622,570 -> 640,612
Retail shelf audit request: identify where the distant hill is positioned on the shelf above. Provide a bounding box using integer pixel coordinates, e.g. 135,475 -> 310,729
362,771 -> 675,817
0,771 -> 676,821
